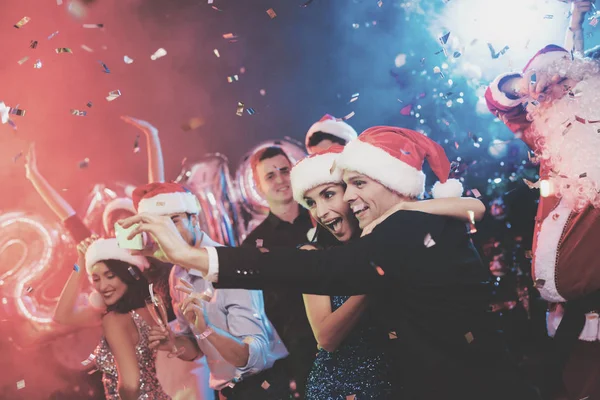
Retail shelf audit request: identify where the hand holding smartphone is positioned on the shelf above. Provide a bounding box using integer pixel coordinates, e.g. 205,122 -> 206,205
114,222 -> 145,250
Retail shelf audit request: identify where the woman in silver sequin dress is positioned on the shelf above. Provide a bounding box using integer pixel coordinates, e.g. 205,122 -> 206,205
53,237 -> 171,400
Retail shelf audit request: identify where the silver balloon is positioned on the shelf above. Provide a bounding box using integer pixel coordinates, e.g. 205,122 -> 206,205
175,153 -> 243,247
235,137 -> 307,216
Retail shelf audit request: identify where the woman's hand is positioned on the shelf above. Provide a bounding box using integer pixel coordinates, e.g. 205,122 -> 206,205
121,116 -> 158,138
148,325 -> 177,352
76,235 -> 99,269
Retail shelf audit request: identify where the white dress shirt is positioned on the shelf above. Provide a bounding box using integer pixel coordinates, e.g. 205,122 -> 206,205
170,235 -> 288,391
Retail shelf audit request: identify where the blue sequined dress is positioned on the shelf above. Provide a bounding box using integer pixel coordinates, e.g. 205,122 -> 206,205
305,295 -> 392,400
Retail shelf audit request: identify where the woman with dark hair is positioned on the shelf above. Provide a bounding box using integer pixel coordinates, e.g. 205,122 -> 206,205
53,238 -> 177,400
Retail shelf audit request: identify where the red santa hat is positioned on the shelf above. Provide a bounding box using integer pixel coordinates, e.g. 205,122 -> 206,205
305,114 -> 358,154
336,126 -> 463,198
85,238 -> 149,275
291,145 -> 345,208
102,197 -> 136,233
523,44 -> 569,73
132,182 -> 200,215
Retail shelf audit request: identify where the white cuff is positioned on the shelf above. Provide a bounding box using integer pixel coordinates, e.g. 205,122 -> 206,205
204,247 -> 219,282
488,72 -> 523,109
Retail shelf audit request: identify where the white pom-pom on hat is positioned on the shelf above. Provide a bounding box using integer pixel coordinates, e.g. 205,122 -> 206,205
431,178 -> 464,199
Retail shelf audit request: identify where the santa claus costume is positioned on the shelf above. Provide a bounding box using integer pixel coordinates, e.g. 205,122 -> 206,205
486,45 -> 600,399
305,114 -> 357,154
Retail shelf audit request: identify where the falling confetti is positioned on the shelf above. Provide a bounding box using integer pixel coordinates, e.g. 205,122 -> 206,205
211,6 -> 223,11
399,104 -> 413,115
106,90 -> 121,101
247,108 -> 256,115
394,53 -> 407,67
464,331 -> 475,344
349,93 -> 359,103
25,287 -> 33,294
86,101 -> 92,108
370,261 -> 385,276
17,56 -> 29,65
423,233 -> 436,248
213,49 -> 221,58
453,51 -> 461,58
300,0 -> 315,7
266,8 -> 277,19
73,264 -> 80,272
55,48 -> 73,54
223,33 -> 237,39
471,188 -> 481,198
80,45 -> 94,52
377,0 -> 383,7
123,55 -> 134,64
71,109 -> 87,116
13,152 -> 23,163
388,331 -> 398,340
259,89 -> 266,96
133,135 -> 140,153
255,239 -> 264,248
543,15 -> 554,19
79,158 -> 90,169
99,61 -> 110,73
439,31 -> 450,45
83,23 -> 104,28
29,40 -> 38,49
341,111 -> 355,121
227,75 -> 239,83
236,102 -> 245,116
81,354 -> 96,366
14,17 -> 31,29
261,381 -> 270,390
181,117 -> 205,131
33,59 -> 42,68
10,108 -> 26,117
487,43 -> 509,59
150,48 -> 167,60
47,31 -> 59,40
16,380 -> 25,390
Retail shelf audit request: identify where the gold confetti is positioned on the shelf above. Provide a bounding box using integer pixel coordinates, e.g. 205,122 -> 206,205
213,49 -> 221,58
17,56 -> 29,65
55,48 -> 73,54
181,117 -> 205,132
236,102 -> 245,116
266,8 -> 277,19
464,331 -> 474,344
14,17 -> 31,29
106,90 -> 121,102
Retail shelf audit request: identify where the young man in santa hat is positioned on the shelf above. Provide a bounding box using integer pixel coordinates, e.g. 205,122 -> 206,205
486,44 -> 600,399
121,126 -> 538,400
304,114 -> 357,155
130,182 -> 289,399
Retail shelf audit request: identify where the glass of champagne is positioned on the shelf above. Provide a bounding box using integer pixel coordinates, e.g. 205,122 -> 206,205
145,293 -> 184,358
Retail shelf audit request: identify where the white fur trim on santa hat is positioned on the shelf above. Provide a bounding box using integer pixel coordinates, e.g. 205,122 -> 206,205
306,120 -> 358,150
85,238 -> 149,275
291,152 -> 343,208
487,72 -> 523,109
524,47 -> 569,73
137,192 -> 200,216
102,197 -> 136,233
336,139 -> 425,198
431,179 -> 463,198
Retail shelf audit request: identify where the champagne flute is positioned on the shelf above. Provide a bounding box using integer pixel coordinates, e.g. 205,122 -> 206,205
145,293 -> 184,358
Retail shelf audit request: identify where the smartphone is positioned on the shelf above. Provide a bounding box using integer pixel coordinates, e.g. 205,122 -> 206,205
114,222 -> 144,250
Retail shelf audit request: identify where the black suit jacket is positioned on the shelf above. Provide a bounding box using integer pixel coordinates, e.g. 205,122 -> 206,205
215,210 -> 535,400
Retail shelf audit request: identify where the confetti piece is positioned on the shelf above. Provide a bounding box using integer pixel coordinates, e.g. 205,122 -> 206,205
17,56 -> 29,65
352,23 -> 359,29
377,0 -> 383,6
227,75 -> 239,83
55,48 -> 73,54
133,135 -> 140,153
247,108 -> 256,115
424,233 -> 436,248
487,43 -> 509,59
464,331 -> 474,344
300,0 -> 315,7
211,6 -> 223,11
400,149 -> 411,156
266,8 -> 277,19
394,53 -> 407,67
590,17 -> 598,27
223,33 -> 237,39
123,55 -> 134,64
99,61 -> 110,73
181,117 -> 205,131
128,266 -> 140,280
16,380 -> 25,390
86,101 -> 92,108
106,90 -> 121,102
399,104 -> 413,115
30,40 -> 38,49
79,158 -> 90,169
439,31 -> 450,45
73,264 -> 80,272
10,108 -> 26,117
47,31 -> 59,40
341,111 -> 355,121
471,188 -> 481,198
261,381 -> 271,390
213,49 -> 220,58
260,89 -> 266,96
25,287 -> 33,294
13,152 -> 23,163
236,102 -> 245,116
14,17 -> 31,29
33,59 -> 42,68
83,23 -> 104,28
71,109 -> 87,116
349,93 -> 359,103
151,48 -> 167,60
80,45 -> 94,52
453,51 -> 461,58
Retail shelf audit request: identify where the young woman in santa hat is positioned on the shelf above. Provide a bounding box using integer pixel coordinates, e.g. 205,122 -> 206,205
290,144 -> 486,399
53,238 -> 177,400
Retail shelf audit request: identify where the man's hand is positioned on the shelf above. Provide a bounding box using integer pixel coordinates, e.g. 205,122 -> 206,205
361,202 -> 407,237
502,70 -> 564,102
570,0 -> 593,29
25,143 -> 38,180
121,116 -> 159,137
177,280 -> 211,333
118,213 -> 191,265
148,325 -> 177,351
